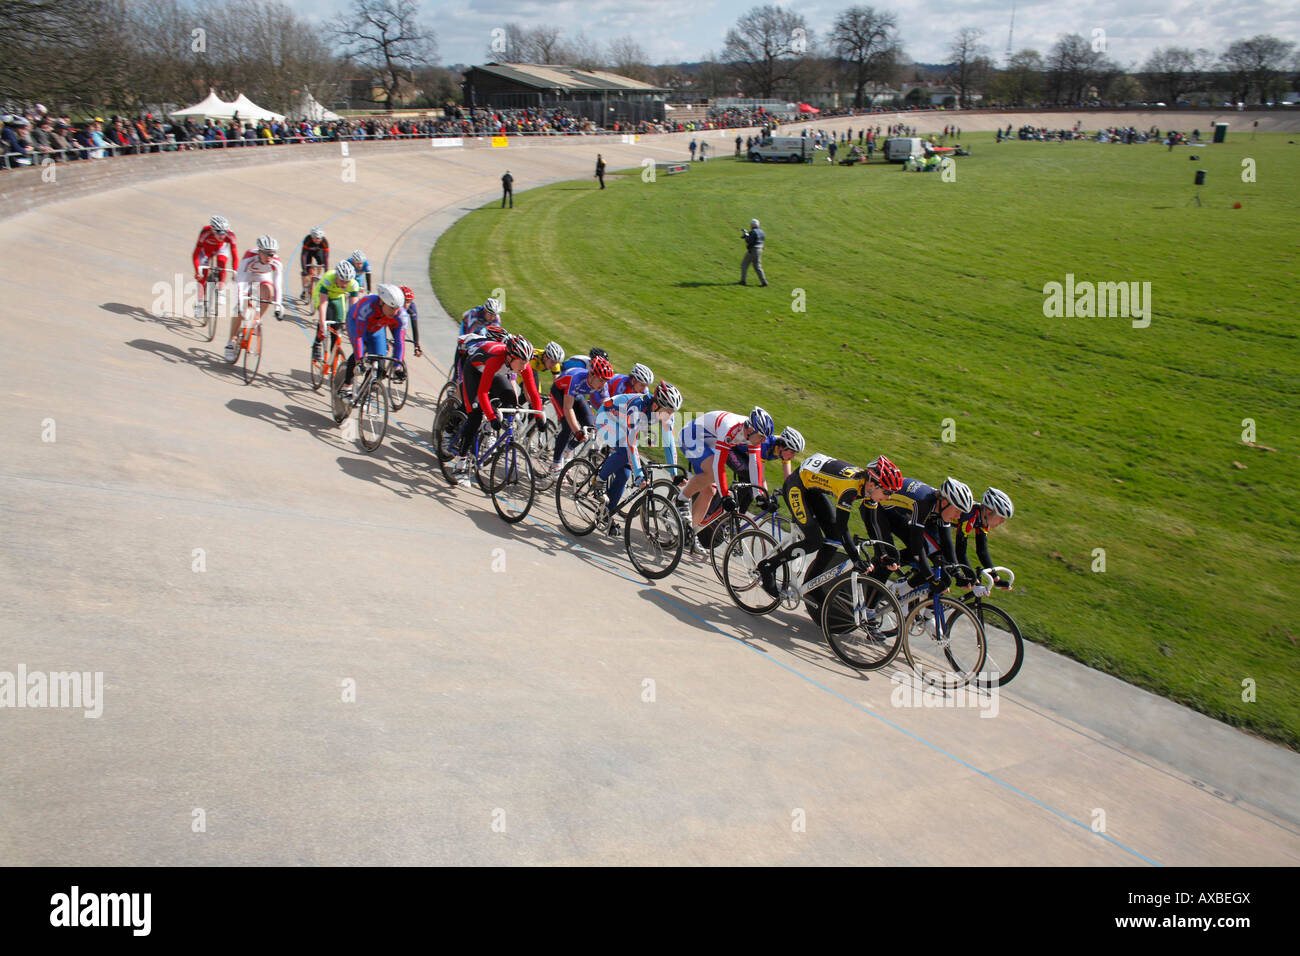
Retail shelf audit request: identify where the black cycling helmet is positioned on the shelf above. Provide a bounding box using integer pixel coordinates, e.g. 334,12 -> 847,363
589,347 -> 608,360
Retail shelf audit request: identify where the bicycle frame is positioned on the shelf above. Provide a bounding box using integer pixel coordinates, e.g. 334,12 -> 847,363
465,406 -> 542,471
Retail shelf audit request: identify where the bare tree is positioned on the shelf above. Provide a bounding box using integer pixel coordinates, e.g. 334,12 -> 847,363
331,0 -> 436,110
947,27 -> 988,108
561,30 -> 603,71
1142,47 -> 1196,104
723,5 -> 813,98
1046,34 -> 1109,104
987,48 -> 1043,105
529,26 -> 564,63
1220,35 -> 1294,103
830,6 -> 898,108
608,35 -> 653,82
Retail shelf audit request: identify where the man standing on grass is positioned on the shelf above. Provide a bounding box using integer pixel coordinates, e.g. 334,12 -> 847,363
739,219 -> 767,287
501,170 -> 514,208
596,154 -> 606,189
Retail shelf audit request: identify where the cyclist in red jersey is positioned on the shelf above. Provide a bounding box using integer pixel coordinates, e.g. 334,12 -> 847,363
299,226 -> 330,301
192,215 -> 238,319
450,334 -> 543,485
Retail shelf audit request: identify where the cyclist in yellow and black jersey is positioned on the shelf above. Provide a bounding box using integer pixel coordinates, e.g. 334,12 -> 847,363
756,452 -> 905,610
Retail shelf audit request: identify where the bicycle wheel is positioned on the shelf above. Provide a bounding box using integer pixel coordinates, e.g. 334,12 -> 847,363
241,323 -> 261,385
309,339 -> 325,391
389,363 -> 409,411
624,490 -> 684,579
709,513 -> 760,584
555,457 -> 601,537
204,281 -> 219,341
900,595 -> 986,689
489,442 -> 535,523
434,380 -> 457,419
330,366 -> 349,424
720,528 -> 784,615
432,401 -> 467,483
973,602 -> 1024,688
820,574 -> 904,670
357,377 -> 388,452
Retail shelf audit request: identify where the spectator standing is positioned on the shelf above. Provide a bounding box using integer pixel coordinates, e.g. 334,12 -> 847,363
501,170 -> 514,208
595,153 -> 605,189
700,141 -> 708,162
739,218 -> 768,287
828,140 -> 837,164
735,135 -> 742,156
689,138 -> 697,161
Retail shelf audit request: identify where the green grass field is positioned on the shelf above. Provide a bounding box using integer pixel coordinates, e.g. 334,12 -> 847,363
431,132 -> 1300,748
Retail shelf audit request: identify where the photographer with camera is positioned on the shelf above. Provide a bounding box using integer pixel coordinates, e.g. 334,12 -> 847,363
739,218 -> 768,287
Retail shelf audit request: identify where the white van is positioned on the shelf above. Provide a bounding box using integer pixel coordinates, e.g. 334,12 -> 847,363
883,137 -> 925,163
749,136 -> 812,163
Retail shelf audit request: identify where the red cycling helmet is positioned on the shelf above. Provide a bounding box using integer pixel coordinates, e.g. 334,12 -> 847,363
399,285 -> 414,303
589,356 -> 613,379
867,455 -> 903,493
505,334 -> 533,362
483,324 -> 508,342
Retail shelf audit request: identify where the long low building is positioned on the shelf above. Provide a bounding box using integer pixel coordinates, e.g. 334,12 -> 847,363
462,62 -> 668,126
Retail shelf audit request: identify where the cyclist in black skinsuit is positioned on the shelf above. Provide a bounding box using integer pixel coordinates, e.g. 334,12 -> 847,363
756,453 -> 903,613
874,476 -> 975,594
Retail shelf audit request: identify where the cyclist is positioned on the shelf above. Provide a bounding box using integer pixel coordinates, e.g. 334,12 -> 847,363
348,249 -> 372,293
560,346 -> 607,375
451,296 -> 502,371
226,233 -> 283,362
594,380 -> 683,535
676,407 -> 774,535
956,487 -> 1014,592
398,285 -> 423,358
549,354 -> 615,475
451,323 -> 508,385
299,226 -> 330,301
192,215 -> 239,319
459,296 -> 502,336
606,362 -> 654,397
310,258 -> 360,362
875,475 -> 975,596
342,283 -> 408,398
726,424 -> 804,513
755,454 -> 903,611
449,333 -> 543,486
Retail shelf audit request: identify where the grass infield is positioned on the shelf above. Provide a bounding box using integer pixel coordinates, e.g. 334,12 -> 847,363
432,132 -> 1300,748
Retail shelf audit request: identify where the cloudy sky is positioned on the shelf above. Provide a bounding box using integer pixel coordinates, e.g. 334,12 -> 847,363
299,0 -> 1300,67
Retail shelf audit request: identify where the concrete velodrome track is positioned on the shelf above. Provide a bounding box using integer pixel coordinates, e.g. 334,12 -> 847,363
2,118 -> 1298,866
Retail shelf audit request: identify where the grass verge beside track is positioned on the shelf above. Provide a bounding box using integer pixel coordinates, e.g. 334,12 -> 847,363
432,132 -> 1300,748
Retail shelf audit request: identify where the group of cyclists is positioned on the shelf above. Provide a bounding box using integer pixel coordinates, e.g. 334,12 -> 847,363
191,216 -> 421,396
445,292 -> 1018,613
190,213 -> 1017,620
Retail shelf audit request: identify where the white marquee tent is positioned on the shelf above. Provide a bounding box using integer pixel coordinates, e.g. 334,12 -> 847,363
228,93 -> 285,123
169,89 -> 236,120
289,89 -> 341,123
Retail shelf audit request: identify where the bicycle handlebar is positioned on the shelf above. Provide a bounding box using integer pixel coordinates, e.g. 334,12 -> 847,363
494,407 -> 543,417
854,538 -> 901,564
979,566 -> 1016,589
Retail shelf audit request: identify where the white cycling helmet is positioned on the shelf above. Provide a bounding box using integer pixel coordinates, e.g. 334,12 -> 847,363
940,477 -> 975,513
334,260 -> 355,283
483,297 -> 502,316
256,234 -> 278,252
982,487 -> 1014,519
630,362 -> 654,385
310,226 -> 325,240
210,215 -> 229,233
750,218 -> 760,227
543,341 -> 565,366
654,381 -> 683,411
377,284 -> 404,308
777,425 -> 805,453
351,249 -> 366,263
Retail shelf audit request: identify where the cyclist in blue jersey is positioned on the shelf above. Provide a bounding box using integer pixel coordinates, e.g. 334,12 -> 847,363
606,362 -> 654,397
560,346 -> 608,375
342,284 -> 408,397
347,249 -> 372,294
593,381 -> 683,534
459,296 -> 502,336
549,354 -> 615,474
725,424 -> 804,512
